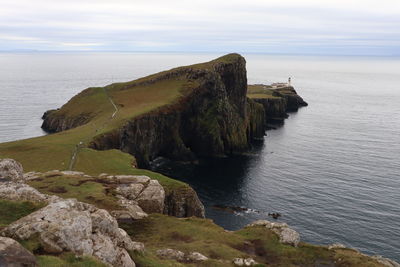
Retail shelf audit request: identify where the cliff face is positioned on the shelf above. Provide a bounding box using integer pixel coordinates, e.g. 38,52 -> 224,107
88,54 -> 265,168
164,186 -> 205,218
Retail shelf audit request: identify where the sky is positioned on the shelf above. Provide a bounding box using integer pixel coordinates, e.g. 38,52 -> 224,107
0,0 -> 400,55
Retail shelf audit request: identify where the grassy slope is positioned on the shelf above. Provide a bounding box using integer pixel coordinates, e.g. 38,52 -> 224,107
121,214 -> 385,267
247,85 -> 281,99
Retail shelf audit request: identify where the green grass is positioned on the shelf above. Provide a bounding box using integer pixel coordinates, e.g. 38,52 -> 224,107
119,214 -> 387,267
37,253 -> 107,267
0,200 -> 44,230
27,174 -> 120,210
247,85 -> 281,99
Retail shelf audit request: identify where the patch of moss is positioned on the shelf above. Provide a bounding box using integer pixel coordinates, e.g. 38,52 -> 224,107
0,200 -> 44,230
120,214 -> 387,267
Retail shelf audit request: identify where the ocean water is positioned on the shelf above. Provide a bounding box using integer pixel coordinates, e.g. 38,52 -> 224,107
0,52 -> 399,261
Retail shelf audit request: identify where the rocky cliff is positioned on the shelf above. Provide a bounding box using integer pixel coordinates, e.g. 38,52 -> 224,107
247,84 -> 308,124
85,54 -> 265,167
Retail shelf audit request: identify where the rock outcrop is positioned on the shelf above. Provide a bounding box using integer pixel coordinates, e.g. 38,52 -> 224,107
1,198 -> 141,267
163,185 -> 205,218
247,220 -> 300,247
0,236 -> 37,267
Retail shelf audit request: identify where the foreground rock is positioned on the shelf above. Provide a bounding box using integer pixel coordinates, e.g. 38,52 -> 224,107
0,182 -> 60,203
1,198 -> 141,267
0,159 -> 24,182
0,237 -> 37,267
247,220 -> 300,247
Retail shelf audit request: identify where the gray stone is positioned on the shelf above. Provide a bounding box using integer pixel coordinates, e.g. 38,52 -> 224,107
136,180 -> 165,213
186,252 -> 208,262
233,258 -> 257,266
1,198 -> 137,267
156,248 -> 185,261
0,159 -> 24,182
247,219 -> 300,247
328,243 -> 346,250
0,237 -> 37,267
0,182 -> 60,203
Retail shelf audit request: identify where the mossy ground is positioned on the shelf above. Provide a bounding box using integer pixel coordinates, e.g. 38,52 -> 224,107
118,214 -> 386,267
0,199 -> 44,230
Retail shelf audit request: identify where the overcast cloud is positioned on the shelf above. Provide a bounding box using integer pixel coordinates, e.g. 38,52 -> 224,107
0,0 -> 399,55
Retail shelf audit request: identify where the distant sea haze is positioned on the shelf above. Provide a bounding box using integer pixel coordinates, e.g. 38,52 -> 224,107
0,52 -> 399,261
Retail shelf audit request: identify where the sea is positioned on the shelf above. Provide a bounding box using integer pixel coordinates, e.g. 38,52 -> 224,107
0,52 -> 399,261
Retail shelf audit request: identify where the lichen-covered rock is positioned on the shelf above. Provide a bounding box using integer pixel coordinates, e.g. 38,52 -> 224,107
277,227 -> 300,247
0,159 -> 24,182
1,198 -> 138,267
247,220 -> 300,247
0,236 -> 37,267
0,182 -> 60,203
233,257 -> 257,266
156,248 -> 185,261
187,252 -> 208,262
114,175 -> 165,214
112,197 -> 148,221
328,243 -> 346,250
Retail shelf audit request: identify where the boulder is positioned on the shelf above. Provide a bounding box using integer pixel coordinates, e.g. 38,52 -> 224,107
247,220 -> 300,247
187,252 -> 208,262
0,237 -> 37,267
136,180 -> 165,213
156,248 -> 185,261
112,197 -> 148,221
0,159 -> 24,182
115,177 -> 165,214
1,198 -> 139,267
328,243 -> 346,250
233,258 -> 257,266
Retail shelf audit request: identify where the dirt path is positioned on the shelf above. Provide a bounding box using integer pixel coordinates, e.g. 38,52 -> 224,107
67,88 -> 118,171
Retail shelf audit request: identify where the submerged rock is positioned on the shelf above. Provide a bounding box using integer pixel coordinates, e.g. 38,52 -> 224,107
0,236 -> 37,267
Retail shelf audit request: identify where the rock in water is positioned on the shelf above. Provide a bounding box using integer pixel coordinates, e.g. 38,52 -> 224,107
0,236 -> 37,267
1,198 -> 139,267
0,159 -> 24,182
